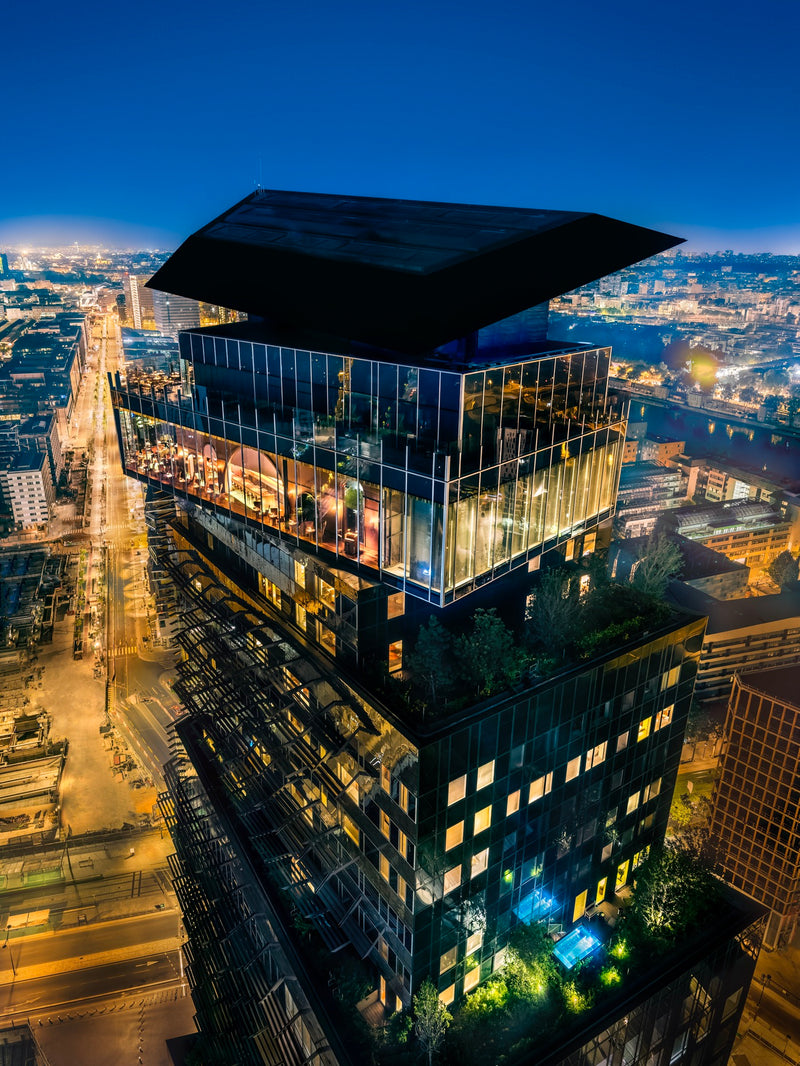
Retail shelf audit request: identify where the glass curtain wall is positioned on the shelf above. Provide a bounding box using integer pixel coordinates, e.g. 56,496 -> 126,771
113,341 -> 622,603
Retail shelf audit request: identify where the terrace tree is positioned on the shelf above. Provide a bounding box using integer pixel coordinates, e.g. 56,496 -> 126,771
407,617 -> 454,705
631,534 -> 682,597
526,569 -> 582,655
454,608 -> 520,695
413,978 -> 452,1066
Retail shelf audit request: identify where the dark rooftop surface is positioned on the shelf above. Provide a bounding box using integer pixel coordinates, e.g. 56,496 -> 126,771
668,584 -> 800,634
737,663 -> 800,710
149,189 -> 682,355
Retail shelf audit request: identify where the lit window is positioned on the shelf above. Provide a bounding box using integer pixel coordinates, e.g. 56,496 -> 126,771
381,764 -> 391,793
493,948 -> 508,972
626,792 -> 640,816
388,640 -> 403,674
644,778 -> 661,802
448,775 -> 467,805
473,806 -> 492,835
471,848 -> 489,878
655,704 -> 673,730
616,731 -> 629,752
661,666 -> 681,690
637,717 -> 652,743
463,965 -> 480,993
440,947 -> 457,974
566,756 -> 581,782
380,855 -> 390,881
615,859 -> 630,891
477,761 -> 495,790
466,931 -> 483,955
585,741 -> 607,769
439,984 -> 455,1006
595,876 -> 607,905
319,579 -> 335,610
445,822 -> 464,851
296,603 -> 306,630
380,811 -> 390,838
294,560 -> 306,589
506,790 -> 520,817
343,816 -> 360,846
443,865 -> 461,895
529,772 -> 552,803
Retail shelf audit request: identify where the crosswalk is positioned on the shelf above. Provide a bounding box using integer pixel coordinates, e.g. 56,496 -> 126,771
110,644 -> 138,657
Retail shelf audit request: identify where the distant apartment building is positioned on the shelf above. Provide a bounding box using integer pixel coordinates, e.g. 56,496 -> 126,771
18,412 -> 63,485
123,274 -> 155,329
709,665 -> 800,949
660,501 -> 791,570
668,585 -> 800,702
611,534 -> 749,602
151,289 -> 202,336
0,314 -> 87,429
0,451 -> 55,527
638,434 -> 684,466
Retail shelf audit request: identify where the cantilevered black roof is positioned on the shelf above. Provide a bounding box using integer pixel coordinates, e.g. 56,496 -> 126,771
149,189 -> 682,354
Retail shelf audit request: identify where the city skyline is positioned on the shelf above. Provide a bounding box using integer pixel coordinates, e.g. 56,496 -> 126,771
3,0 -> 799,252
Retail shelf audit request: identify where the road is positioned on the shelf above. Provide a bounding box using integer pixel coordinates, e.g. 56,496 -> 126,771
0,953 -> 182,1020
86,316 -> 179,787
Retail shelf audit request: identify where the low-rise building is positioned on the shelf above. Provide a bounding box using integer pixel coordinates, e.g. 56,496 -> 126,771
613,462 -> 689,538
667,584 -> 800,702
659,500 -> 791,570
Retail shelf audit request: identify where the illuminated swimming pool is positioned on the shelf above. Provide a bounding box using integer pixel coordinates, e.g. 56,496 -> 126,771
552,925 -> 600,969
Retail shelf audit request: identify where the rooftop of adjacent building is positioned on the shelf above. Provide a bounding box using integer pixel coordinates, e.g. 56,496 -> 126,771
668,583 -> 800,635
3,449 -> 46,473
148,189 -> 682,356
735,662 -> 800,711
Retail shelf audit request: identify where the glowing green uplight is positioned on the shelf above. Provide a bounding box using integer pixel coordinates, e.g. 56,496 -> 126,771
503,869 -> 514,884
610,939 -> 628,960
600,966 -> 621,986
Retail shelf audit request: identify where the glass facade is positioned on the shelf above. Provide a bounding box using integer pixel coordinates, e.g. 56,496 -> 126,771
111,335 -> 624,605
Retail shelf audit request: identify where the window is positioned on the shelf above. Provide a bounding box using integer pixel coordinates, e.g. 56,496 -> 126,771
319,579 -> 335,610
448,775 -> 467,805
661,666 -> 680,690
445,822 -> 464,851
655,704 -> 674,730
585,741 -> 607,769
381,764 -> 391,793
439,984 -> 455,1006
616,859 -> 630,891
573,888 -> 588,924
637,717 -> 652,743
463,965 -> 480,993
529,772 -> 552,803
296,603 -> 306,630
477,761 -> 495,790
626,791 -> 640,816
643,778 -> 661,802
343,816 -> 360,845
443,865 -> 461,895
294,560 -> 306,589
473,806 -> 492,835
380,811 -> 391,838
566,756 -> 581,782
388,640 -> 403,674
506,790 -> 520,817
440,946 -> 457,974
595,876 -> 607,905
616,731 -> 629,752
471,848 -> 489,878
380,855 -> 390,881
466,931 -> 483,955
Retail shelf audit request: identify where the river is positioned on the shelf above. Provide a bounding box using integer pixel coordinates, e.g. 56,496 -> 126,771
633,402 -> 800,492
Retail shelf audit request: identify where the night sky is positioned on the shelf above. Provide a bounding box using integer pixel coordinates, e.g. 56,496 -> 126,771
2,0 -> 799,251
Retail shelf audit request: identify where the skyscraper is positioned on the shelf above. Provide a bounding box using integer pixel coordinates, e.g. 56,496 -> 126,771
110,191 -> 761,1065
709,665 -> 800,949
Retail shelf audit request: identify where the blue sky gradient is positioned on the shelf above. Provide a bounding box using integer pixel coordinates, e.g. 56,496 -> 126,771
2,0 -> 798,250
